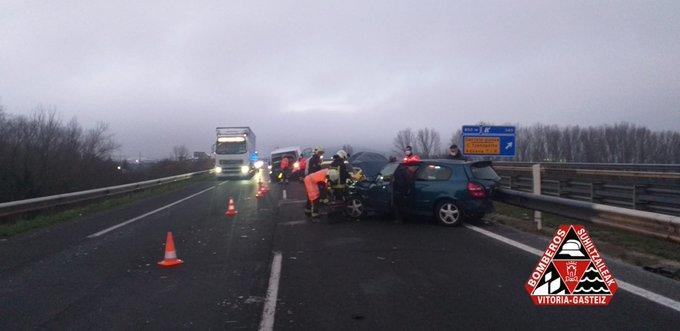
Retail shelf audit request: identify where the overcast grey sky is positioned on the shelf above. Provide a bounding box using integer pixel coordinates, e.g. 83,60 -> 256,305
1,0 -> 679,158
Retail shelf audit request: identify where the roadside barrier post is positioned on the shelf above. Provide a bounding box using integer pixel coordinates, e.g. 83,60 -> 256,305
532,163 -> 542,230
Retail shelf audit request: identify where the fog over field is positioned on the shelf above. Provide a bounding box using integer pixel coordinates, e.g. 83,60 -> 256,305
1,1 -> 679,157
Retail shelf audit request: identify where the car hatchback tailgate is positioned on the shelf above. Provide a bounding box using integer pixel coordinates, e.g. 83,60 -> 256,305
469,161 -> 501,195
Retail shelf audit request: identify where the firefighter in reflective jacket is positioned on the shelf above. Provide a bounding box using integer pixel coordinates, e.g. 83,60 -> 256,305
306,148 -> 324,175
330,150 -> 350,186
304,168 -> 340,218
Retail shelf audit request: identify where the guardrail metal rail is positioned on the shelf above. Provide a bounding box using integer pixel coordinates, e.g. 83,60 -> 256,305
493,164 -> 680,216
493,161 -> 680,173
0,170 -> 212,219
494,188 -> 680,244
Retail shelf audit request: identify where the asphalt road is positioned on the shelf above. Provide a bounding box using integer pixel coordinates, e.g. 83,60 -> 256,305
1,169 -> 678,329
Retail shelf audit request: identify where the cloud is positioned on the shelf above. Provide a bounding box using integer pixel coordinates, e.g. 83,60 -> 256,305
0,0 -> 679,158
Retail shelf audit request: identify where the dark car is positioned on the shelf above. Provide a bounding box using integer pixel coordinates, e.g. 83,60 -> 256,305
346,160 -> 501,226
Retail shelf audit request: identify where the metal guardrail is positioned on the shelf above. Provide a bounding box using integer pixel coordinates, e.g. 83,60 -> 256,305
493,165 -> 680,216
494,188 -> 680,244
0,170 -> 212,218
493,161 -> 680,172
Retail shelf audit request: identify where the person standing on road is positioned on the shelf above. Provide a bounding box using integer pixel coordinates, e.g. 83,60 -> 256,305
306,148 -> 324,175
327,150 -> 351,203
280,155 -> 291,182
392,162 -> 420,222
447,144 -> 467,161
330,150 -> 350,185
297,155 -> 307,176
394,147 -> 421,222
306,148 -> 326,204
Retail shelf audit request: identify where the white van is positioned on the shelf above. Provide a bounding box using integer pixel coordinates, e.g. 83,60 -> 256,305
269,146 -> 301,181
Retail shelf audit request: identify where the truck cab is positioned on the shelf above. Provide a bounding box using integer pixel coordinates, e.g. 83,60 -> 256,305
213,127 -> 259,178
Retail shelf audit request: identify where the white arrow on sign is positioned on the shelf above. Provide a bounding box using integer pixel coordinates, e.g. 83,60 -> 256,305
505,142 -> 513,150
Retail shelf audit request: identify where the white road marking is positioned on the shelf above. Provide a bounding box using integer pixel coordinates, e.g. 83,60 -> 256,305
464,224 -> 543,255
259,251 -> 283,331
282,189 -> 287,200
87,186 -> 216,238
464,224 -> 680,313
280,220 -> 308,226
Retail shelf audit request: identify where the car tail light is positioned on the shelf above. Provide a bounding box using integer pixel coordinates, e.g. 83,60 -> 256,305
467,182 -> 487,199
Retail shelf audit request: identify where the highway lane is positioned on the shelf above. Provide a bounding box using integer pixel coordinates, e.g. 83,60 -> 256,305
0,171 -> 278,329
271,183 -> 680,329
0,173 -> 678,329
0,179 -> 219,273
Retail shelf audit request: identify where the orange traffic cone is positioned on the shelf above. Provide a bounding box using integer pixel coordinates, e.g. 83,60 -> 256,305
255,188 -> 264,199
158,231 -> 183,268
225,197 -> 238,217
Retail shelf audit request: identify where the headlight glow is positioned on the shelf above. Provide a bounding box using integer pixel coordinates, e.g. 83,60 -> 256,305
240,165 -> 250,174
217,136 -> 245,142
268,165 -> 272,170
293,161 -> 300,169
215,166 -> 222,173
254,160 -> 264,169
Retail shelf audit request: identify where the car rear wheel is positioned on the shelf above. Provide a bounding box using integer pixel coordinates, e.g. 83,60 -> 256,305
435,200 -> 462,226
346,198 -> 365,219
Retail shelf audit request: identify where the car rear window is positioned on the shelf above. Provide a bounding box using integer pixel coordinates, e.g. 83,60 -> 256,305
416,164 -> 452,181
470,162 -> 501,181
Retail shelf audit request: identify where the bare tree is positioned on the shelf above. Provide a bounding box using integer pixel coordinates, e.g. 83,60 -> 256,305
0,107 -> 215,201
393,128 -> 416,155
82,122 -> 119,159
173,145 -> 189,161
416,127 -> 441,158
0,108 -> 121,200
449,129 -> 462,146
507,122 -> 680,163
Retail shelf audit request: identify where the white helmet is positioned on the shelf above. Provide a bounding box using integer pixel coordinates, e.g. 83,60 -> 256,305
327,169 -> 340,182
336,149 -> 348,159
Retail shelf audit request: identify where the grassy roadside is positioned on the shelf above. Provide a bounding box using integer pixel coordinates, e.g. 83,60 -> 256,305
489,202 -> 680,268
0,175 -> 212,238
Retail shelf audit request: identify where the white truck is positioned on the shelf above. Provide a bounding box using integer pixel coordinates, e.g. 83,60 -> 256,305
213,127 -> 261,178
